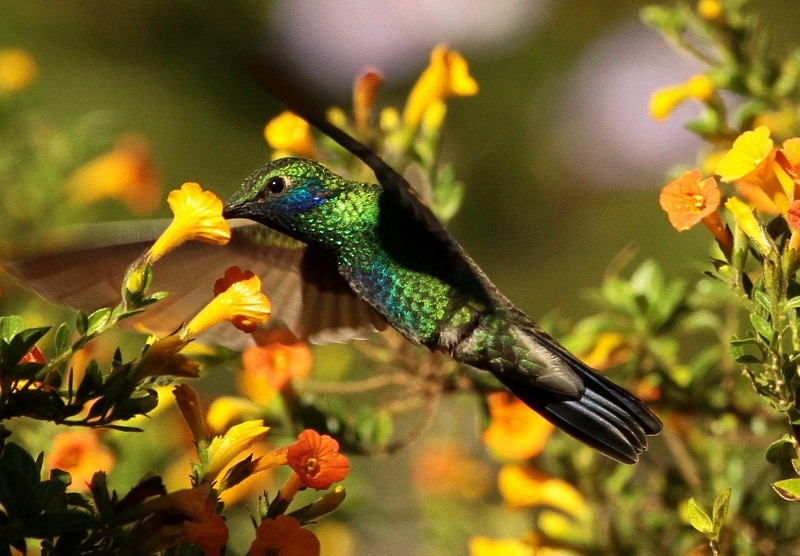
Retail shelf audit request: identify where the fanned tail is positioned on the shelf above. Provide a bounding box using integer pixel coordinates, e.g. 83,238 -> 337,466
494,345 -> 662,464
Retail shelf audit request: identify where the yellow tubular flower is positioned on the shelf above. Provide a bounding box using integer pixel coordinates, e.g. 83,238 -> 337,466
403,44 -> 478,129
0,48 -> 37,94
183,266 -> 271,338
498,464 -> 588,515
725,196 -> 773,256
264,111 -> 316,158
716,126 -> 774,182
697,0 -> 723,20
469,536 -> 534,556
649,74 -> 715,121
204,420 -> 270,482
148,182 -> 231,262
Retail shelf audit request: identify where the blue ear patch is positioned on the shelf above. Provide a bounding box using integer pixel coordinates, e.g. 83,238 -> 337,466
280,184 -> 332,212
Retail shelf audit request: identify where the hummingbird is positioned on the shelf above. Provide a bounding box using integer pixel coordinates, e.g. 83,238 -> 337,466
5,89 -> 661,465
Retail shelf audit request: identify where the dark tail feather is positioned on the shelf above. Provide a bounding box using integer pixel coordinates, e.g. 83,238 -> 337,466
495,353 -> 662,464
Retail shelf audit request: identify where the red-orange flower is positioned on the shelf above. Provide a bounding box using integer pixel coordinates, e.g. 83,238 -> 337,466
287,429 -> 349,490
788,200 -> 800,233
240,329 -> 313,403
19,345 -> 45,364
250,515 -> 320,556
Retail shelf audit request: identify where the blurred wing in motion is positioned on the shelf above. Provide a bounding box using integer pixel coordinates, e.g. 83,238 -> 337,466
4,219 -> 385,348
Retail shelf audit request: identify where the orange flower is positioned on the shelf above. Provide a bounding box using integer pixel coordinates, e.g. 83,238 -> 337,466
147,182 -> 231,262
411,439 -> 492,499
47,430 -> 114,490
250,515 -> 320,556
174,383 -> 209,444
659,169 -> 732,257
403,44 -> 478,128
239,329 -> 313,403
68,134 -> 162,214
181,497 -> 229,555
579,332 -> 630,371
183,266 -> 271,338
287,429 -> 349,490
481,391 -> 554,461
353,69 -> 384,132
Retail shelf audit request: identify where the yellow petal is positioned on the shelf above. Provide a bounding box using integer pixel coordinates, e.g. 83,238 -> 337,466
0,48 -> 37,94
469,536 -> 533,556
264,111 -> 315,158
148,182 -> 231,261
725,196 -> 773,256
716,126 -> 774,182
205,420 -> 270,482
498,464 -> 587,515
403,44 -> 478,128
649,83 -> 689,122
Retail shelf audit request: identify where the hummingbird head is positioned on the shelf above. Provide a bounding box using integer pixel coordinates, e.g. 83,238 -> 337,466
224,157 -> 377,250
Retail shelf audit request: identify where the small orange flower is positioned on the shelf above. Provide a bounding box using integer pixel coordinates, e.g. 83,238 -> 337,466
403,44 -> 478,128
482,391 -> 554,461
148,182 -> 231,262
287,429 -> 349,490
183,266 -> 271,338
788,200 -> 800,233
265,111 -> 316,158
250,515 -> 321,556
181,497 -> 229,556
580,332 -> 630,371
68,134 -> 162,214
659,169 -> 732,257
412,439 -> 492,499
47,430 -> 114,490
659,169 -> 721,231
174,383 -> 208,444
239,329 -> 313,403
0,48 -> 37,94
353,69 -> 384,132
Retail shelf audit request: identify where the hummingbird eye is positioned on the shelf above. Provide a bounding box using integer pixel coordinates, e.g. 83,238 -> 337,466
266,176 -> 288,195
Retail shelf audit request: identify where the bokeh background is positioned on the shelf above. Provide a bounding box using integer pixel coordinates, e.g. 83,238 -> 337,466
2,1 -> 800,554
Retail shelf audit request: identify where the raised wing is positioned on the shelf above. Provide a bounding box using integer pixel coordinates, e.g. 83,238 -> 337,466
4,219 -> 385,348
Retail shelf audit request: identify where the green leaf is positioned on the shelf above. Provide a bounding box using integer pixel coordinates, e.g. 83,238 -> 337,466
786,296 -> 800,310
792,459 -> 800,475
772,478 -> 800,501
712,489 -> 731,535
85,308 -> 112,337
0,316 -> 24,343
749,314 -> 774,343
687,498 -> 713,534
766,436 -> 795,464
54,323 -> 71,354
75,311 -> 89,336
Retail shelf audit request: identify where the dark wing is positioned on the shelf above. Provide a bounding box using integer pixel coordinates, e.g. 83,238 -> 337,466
248,62 -> 498,304
3,219 -> 385,348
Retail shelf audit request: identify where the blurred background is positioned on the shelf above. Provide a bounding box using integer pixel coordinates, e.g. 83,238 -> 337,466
2,1 -> 799,554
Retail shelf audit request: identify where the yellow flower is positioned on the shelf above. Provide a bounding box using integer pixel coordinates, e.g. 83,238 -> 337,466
68,134 -> 162,214
498,464 -> 588,515
204,419 -> 270,482
135,335 -> 199,381
697,0 -> 723,20
183,266 -> 271,338
206,396 -> 262,434
264,111 -> 316,158
47,430 -> 114,491
482,391 -> 554,461
580,332 -> 631,371
403,44 -> 478,129
725,196 -> 773,256
469,536 -> 533,556
0,48 -> 37,94
649,74 -> 715,121
716,126 -> 774,182
148,182 -> 231,262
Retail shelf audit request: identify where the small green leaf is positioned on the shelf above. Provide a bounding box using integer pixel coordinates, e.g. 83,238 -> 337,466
792,459 -> 800,475
687,498 -> 713,534
0,315 -> 24,343
772,478 -> 800,501
54,323 -> 71,354
750,314 -> 774,342
75,311 -> 89,336
766,436 -> 795,464
786,296 -> 800,310
712,489 -> 731,534
85,308 -> 112,337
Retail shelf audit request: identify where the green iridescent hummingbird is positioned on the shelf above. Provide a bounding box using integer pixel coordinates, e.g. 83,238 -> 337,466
6,96 -> 661,465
